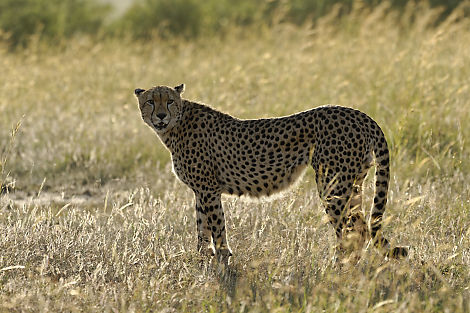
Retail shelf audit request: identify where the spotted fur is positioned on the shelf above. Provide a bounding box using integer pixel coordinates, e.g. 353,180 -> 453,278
135,84 -> 408,261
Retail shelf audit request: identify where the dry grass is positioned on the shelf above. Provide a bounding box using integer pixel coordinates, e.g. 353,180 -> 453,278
1,3 -> 470,312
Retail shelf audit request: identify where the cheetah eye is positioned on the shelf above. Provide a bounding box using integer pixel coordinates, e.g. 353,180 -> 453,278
146,100 -> 155,106
167,99 -> 174,105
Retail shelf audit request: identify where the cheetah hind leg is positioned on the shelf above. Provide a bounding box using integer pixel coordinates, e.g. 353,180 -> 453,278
341,183 -> 370,264
337,162 -> 371,264
314,167 -> 353,264
318,186 -> 357,264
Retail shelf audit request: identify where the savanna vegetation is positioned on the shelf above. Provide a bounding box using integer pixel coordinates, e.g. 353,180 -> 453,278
0,1 -> 469,312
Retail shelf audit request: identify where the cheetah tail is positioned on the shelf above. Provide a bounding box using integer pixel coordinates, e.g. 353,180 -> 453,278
370,132 -> 392,252
371,132 -> 409,258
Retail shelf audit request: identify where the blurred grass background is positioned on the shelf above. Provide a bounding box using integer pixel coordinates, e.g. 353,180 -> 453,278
0,0 -> 468,48
0,0 -> 469,312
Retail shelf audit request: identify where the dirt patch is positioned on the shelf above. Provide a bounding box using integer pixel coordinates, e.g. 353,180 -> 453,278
1,189 -> 103,208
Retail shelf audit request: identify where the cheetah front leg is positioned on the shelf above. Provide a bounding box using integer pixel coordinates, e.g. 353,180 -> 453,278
194,190 -> 232,262
195,195 -> 215,257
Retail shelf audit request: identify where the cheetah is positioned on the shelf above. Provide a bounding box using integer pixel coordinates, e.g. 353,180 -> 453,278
135,84 -> 408,263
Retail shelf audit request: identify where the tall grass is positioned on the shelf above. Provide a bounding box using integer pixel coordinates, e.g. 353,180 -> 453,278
0,4 -> 469,312
0,119 -> 22,194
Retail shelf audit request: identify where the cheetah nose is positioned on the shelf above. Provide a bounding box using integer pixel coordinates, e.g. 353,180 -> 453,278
156,113 -> 167,120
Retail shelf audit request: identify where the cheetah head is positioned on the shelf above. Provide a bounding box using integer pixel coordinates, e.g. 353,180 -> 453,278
134,84 -> 185,134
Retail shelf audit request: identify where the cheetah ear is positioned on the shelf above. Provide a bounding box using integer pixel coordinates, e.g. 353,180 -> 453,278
174,84 -> 185,95
134,88 -> 145,97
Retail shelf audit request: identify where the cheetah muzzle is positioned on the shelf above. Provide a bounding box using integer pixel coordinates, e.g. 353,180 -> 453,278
153,121 -> 167,130
135,84 -> 408,264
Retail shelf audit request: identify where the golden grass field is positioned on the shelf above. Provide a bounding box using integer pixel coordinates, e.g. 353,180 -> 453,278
0,3 -> 469,312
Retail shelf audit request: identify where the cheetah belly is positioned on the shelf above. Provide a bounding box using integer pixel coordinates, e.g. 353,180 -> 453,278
220,160 -> 309,198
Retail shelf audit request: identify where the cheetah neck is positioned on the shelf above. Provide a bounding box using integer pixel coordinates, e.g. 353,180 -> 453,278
156,129 -> 176,153
156,100 -> 232,153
